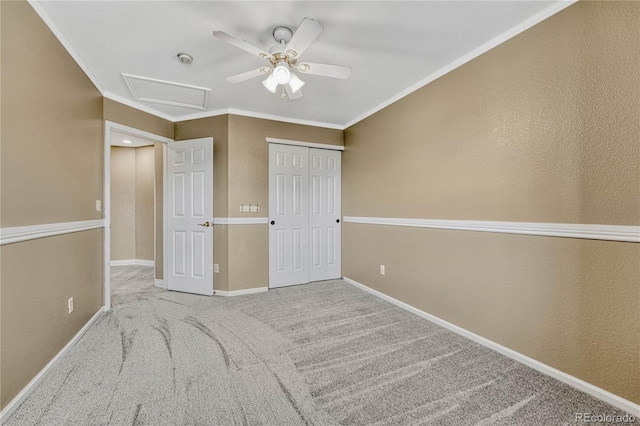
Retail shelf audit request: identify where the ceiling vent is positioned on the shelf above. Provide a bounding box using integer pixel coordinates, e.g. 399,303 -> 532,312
122,73 -> 210,110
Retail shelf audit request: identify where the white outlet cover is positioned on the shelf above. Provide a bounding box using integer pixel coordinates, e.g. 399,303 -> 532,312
214,264 -> 219,273
96,200 -> 102,211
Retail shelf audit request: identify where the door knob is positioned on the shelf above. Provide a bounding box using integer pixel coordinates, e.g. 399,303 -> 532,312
271,220 -> 275,225
336,219 -> 340,223
198,221 -> 211,227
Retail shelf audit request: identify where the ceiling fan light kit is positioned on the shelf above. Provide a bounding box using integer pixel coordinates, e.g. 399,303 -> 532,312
213,18 -> 351,100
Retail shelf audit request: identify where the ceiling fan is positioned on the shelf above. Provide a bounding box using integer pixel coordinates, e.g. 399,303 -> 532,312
213,18 -> 351,100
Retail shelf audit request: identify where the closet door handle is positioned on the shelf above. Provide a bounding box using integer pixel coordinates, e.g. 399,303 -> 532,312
270,220 -> 275,225
336,219 -> 340,223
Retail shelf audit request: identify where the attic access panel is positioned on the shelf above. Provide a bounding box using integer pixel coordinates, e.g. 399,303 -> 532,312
122,73 -> 211,110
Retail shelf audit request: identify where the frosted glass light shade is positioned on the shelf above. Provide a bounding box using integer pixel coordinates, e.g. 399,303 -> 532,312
262,74 -> 278,93
288,73 -> 305,93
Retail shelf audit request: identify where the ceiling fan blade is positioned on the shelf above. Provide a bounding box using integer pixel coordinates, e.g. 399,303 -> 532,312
285,83 -> 303,100
297,62 -> 352,79
213,30 -> 272,60
226,67 -> 271,84
284,18 -> 323,60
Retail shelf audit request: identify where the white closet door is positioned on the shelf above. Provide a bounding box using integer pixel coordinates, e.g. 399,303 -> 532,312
309,148 -> 342,281
268,144 -> 310,288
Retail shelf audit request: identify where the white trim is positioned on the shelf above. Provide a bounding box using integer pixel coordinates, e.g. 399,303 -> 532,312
104,121 -> 173,310
343,217 -> 640,243
228,109 -> 343,130
214,287 -> 268,297
0,307 -> 105,423
154,279 -> 166,289
343,277 -> 639,416
173,108 -> 229,122
0,220 -> 105,246
266,137 -> 345,151
110,259 -> 155,267
31,0 -> 576,131
104,95 -> 175,124
212,217 -> 269,225
343,0 -> 578,128
105,120 -> 174,144
27,1 -> 104,93
104,96 -> 346,130
178,108 -> 344,130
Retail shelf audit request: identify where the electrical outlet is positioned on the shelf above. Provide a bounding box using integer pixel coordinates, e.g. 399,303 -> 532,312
68,297 -> 74,314
214,264 -> 219,273
96,200 -> 102,212
380,265 -> 385,275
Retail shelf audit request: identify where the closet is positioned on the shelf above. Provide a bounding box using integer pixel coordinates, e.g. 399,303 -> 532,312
268,142 -> 342,288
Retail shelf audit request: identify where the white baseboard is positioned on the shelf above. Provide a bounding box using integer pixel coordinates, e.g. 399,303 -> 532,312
0,307 -> 105,422
154,279 -> 166,289
214,287 -> 268,297
343,277 -> 640,417
110,259 -> 155,267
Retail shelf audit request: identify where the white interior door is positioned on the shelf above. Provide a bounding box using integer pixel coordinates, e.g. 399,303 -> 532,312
269,143 -> 341,288
309,148 -> 342,281
269,144 -> 309,288
167,138 -> 214,296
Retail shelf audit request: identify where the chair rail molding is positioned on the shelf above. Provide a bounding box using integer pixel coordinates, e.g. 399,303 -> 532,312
343,217 -> 640,243
0,219 -> 105,245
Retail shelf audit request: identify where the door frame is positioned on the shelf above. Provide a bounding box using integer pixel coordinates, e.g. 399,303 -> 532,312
103,120 -> 173,310
266,137 -> 344,289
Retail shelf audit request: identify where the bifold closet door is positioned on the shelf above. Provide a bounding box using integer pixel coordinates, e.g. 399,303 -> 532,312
269,144 -> 310,288
309,148 -> 342,282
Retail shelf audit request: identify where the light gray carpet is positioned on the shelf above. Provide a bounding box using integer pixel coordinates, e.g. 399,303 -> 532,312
5,267 -> 629,425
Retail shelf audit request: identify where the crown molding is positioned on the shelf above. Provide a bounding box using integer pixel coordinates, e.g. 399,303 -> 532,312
31,0 -> 576,132
227,108 -> 344,130
103,91 -> 176,122
27,1 -> 104,93
343,0 -> 579,128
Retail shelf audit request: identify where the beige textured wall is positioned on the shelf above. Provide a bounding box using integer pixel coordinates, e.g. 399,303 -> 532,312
343,1 -> 639,403
173,115 -> 343,291
103,99 -> 172,278
110,147 -> 136,260
103,98 -> 174,140
135,146 -> 155,260
227,115 -> 343,218
226,116 -> 343,290
110,146 -> 155,261
0,231 -> 104,409
344,2 -> 639,225
0,1 -> 104,409
1,3 -> 103,228
175,116 -> 229,291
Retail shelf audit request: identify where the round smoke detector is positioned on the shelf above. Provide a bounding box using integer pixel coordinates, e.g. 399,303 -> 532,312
272,26 -> 292,44
177,53 -> 193,64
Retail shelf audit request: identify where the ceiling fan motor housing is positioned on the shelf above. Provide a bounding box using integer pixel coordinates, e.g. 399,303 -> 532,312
273,26 -> 293,44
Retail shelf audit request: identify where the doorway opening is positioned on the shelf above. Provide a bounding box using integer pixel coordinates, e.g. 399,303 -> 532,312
103,121 -> 172,309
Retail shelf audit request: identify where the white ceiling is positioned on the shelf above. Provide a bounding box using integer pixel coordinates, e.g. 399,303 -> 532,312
32,1 -> 568,128
110,130 -> 155,148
